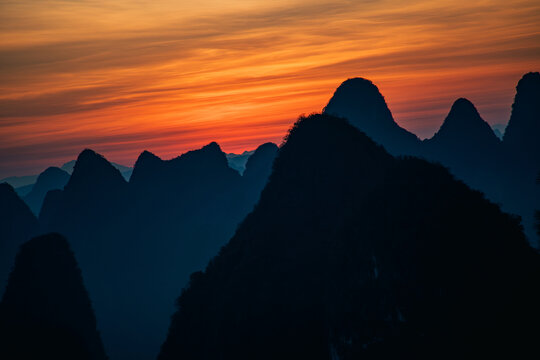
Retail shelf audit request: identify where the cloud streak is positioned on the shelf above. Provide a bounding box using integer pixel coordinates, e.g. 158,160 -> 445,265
1,0 -> 539,177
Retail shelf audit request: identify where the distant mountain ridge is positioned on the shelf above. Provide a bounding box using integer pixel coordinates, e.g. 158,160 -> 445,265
37,141 -> 278,360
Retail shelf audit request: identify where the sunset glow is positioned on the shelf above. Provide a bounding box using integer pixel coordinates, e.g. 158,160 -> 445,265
1,0 -> 539,177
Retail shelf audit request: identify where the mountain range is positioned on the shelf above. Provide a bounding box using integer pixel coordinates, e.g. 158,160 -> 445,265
1,72 -> 538,359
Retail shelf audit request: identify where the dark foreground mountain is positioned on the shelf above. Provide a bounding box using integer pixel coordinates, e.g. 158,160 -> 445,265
159,114 -> 540,360
0,233 -> 107,360
323,77 -> 422,156
39,143 -> 277,360
0,183 -> 38,297
23,166 -> 70,215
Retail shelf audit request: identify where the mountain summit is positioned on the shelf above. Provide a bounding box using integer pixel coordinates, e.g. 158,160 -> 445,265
323,77 -> 421,156
429,98 -> 500,146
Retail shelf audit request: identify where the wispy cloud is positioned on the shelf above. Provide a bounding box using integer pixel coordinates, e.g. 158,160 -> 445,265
1,0 -> 539,177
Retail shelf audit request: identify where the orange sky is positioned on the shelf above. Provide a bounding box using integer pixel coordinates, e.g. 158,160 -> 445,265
1,0 -> 539,178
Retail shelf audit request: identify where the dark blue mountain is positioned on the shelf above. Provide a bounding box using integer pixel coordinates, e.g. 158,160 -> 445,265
423,98 -> 501,191
503,72 -> 540,172
0,233 -> 107,360
0,183 -> 38,298
323,77 -> 422,156
38,143 -> 277,360
23,166 -> 70,215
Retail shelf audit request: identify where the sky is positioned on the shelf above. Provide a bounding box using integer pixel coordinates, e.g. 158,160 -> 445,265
1,0 -> 539,178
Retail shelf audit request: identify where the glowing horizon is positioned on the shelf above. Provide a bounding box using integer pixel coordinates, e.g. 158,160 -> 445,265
1,0 -> 539,178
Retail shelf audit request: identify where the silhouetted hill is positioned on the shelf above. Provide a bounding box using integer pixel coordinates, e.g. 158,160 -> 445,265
323,78 -> 422,156
423,98 -> 501,190
159,114 -> 540,360
0,183 -> 38,297
498,72 -> 540,245
23,166 -> 70,215
0,233 -> 107,360
38,143 -> 276,360
503,72 -> 540,171
242,142 -> 278,204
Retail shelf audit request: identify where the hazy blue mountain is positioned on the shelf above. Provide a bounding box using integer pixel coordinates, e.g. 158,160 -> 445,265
503,72 -> 540,172
226,150 -> 255,174
0,174 -> 38,188
0,183 -> 38,298
39,142 -> 277,360
23,166 -> 70,215
159,114 -> 540,360
491,123 -> 506,139
0,233 -> 107,360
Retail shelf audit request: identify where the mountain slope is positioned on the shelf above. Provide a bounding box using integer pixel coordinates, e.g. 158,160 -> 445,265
503,72 -> 540,171
0,183 -> 39,297
23,166 -> 70,215
423,98 -> 501,190
159,114 -> 539,360
0,233 -> 107,360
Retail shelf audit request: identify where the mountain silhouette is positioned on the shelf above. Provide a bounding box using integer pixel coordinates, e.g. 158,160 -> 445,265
423,98 -> 501,191
0,183 -> 38,297
159,114 -> 540,360
323,77 -> 422,156
226,150 -> 255,174
39,143 -> 277,360
0,233 -> 107,360
242,142 -> 279,202
23,166 -> 70,215
497,72 -> 540,244
503,72 -> 540,172
62,159 -> 132,181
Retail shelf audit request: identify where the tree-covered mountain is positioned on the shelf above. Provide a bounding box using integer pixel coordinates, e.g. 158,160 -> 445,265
0,233 -> 107,360
159,114 -> 540,360
0,183 -> 38,297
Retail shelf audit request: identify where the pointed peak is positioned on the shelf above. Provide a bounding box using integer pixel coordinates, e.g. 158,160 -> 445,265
429,98 -> 498,145
66,149 -> 126,191
135,150 -> 162,167
447,98 -> 481,119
